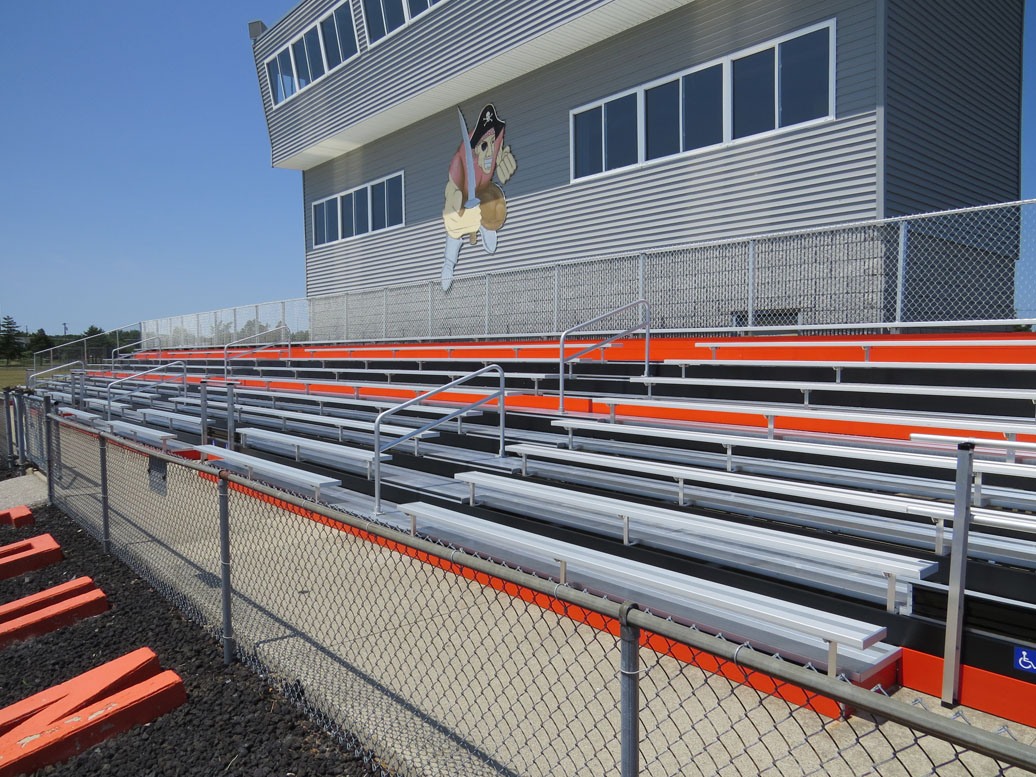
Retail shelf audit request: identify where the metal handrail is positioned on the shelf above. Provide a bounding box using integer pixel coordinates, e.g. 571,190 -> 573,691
372,364 -> 507,514
222,325 -> 291,380
33,321 -> 141,374
105,361 -> 187,420
558,300 -> 651,413
27,360 -> 85,389
111,336 -> 160,361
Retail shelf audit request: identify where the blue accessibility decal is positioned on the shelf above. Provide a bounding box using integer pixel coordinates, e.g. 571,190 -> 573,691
1015,647 -> 1036,674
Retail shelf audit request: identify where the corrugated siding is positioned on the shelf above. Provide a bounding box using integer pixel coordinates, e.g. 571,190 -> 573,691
300,0 -> 880,296
254,0 -> 634,166
884,0 -> 1022,216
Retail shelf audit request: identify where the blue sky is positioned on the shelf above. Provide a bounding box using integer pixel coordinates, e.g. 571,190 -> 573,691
0,1 -> 1034,335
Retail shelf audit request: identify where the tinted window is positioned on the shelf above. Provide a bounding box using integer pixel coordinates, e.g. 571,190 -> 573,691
276,49 -> 295,99
362,0 -> 386,41
321,15 -> 342,69
335,5 -> 358,60
645,80 -> 680,161
683,65 -> 723,150
371,181 -> 387,231
604,94 -> 638,171
386,175 -> 404,226
407,0 -> 429,16
382,0 -> 406,33
780,28 -> 829,126
314,202 -> 326,245
573,107 -> 603,179
340,193 -> 355,238
304,28 -> 325,80
733,48 -> 775,139
353,190 -> 369,235
292,38 -> 311,88
266,59 -> 283,104
325,198 -> 340,242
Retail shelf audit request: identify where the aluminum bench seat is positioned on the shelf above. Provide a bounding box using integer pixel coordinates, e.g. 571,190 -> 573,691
236,427 -> 388,478
136,408 -> 204,432
592,396 -> 1036,439
209,386 -> 481,421
453,471 -> 934,610
194,445 -> 340,500
505,443 -> 1036,558
99,420 -> 178,450
631,376 -> 1036,408
665,359 -> 1036,380
399,501 -> 895,681
690,338 -> 1036,360
55,407 -> 101,423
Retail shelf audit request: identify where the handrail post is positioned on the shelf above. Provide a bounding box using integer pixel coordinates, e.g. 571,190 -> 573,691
557,299 -> 652,415
225,383 -> 237,452
199,381 -> 209,446
373,364 -> 507,515
942,442 -> 975,708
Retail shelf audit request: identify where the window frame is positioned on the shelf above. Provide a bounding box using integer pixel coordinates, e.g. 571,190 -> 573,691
359,0 -> 444,49
569,19 -> 836,183
311,171 -> 406,249
264,0 -> 361,109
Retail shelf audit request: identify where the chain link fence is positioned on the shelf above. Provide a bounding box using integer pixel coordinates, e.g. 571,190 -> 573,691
139,200 -> 1036,349
35,414 -> 1036,776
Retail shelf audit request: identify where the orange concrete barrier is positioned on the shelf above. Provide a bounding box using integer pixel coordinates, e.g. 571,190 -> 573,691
0,535 -> 63,580
0,507 -> 32,529
0,647 -> 186,775
0,578 -> 109,649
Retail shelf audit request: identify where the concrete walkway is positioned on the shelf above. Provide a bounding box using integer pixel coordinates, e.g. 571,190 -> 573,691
0,471 -> 48,511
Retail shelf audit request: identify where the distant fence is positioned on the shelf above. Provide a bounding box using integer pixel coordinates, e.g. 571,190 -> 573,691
133,199 -> 1036,351
8,405 -> 1036,775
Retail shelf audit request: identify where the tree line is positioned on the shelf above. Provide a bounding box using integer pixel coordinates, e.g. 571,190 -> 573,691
0,317 -> 137,365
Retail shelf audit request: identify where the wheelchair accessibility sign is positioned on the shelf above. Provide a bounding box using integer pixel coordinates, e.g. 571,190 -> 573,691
1016,647 -> 1036,674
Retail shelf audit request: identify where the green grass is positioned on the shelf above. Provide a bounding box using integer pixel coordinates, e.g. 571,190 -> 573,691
0,365 -> 30,389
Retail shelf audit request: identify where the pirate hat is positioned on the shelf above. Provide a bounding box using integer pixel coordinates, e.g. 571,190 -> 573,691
469,103 -> 506,147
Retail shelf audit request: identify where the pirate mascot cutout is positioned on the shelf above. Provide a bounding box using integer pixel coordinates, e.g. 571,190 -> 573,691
441,104 -> 517,291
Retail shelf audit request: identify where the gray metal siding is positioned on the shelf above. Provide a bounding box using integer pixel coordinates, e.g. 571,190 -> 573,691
302,0 -> 879,297
254,0 -> 636,166
884,0 -> 1022,216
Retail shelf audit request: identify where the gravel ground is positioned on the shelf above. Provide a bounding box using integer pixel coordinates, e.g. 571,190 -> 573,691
0,502 -> 370,777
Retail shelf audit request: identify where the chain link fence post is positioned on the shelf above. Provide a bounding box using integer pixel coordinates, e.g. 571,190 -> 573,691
43,397 -> 54,505
218,475 -> 236,665
99,435 -> 111,554
942,441 -> 976,707
2,389 -> 14,469
13,392 -> 26,466
619,603 -> 640,777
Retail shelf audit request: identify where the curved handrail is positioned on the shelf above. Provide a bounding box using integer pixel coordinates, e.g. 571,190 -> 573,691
222,325 -> 291,380
27,360 -> 85,389
558,300 -> 651,413
111,336 -> 161,361
106,361 -> 187,420
372,364 -> 507,514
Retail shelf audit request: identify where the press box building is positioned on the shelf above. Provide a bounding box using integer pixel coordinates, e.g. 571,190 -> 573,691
251,0 -> 1023,331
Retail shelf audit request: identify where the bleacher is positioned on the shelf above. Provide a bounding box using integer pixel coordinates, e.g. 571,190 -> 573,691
34,330 -> 1036,688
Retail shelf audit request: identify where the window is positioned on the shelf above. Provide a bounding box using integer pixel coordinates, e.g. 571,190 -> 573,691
321,5 -> 358,69
362,0 -> 443,45
570,22 -> 834,180
779,28 -> 829,126
312,173 -> 405,247
733,49 -> 775,139
266,1 -> 359,106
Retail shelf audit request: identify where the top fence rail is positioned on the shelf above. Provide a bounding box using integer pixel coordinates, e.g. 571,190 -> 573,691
138,199 -> 1036,350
